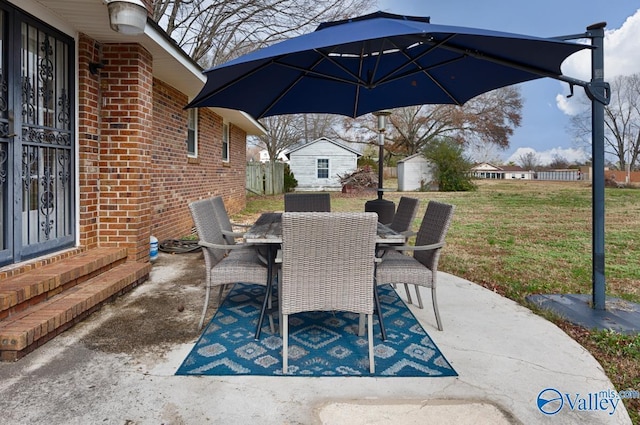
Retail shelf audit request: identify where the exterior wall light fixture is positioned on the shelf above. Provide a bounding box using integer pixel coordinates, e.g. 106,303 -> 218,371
106,0 -> 147,35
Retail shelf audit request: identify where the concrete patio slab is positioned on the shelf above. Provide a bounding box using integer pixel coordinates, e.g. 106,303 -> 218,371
0,252 -> 632,424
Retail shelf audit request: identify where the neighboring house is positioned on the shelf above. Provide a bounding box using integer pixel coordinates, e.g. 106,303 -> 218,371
471,163 -> 535,180
258,149 -> 289,163
286,137 -> 361,191
397,154 -> 434,191
0,0 -> 263,359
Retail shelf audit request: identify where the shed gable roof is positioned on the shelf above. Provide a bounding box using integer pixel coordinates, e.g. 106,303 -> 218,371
398,153 -> 429,163
286,137 -> 362,157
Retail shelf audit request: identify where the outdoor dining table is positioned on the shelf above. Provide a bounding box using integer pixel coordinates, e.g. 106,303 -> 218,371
244,212 -> 406,339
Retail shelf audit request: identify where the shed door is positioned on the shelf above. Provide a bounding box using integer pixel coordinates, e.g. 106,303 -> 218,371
0,3 -> 75,266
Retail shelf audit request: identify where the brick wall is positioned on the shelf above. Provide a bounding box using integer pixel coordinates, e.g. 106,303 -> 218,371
98,43 -> 154,262
150,79 -> 247,242
77,35 -> 101,250
75,35 -> 249,260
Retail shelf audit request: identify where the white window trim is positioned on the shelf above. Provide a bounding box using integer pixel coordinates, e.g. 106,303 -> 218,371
317,158 -> 329,179
187,109 -> 198,158
222,122 -> 230,162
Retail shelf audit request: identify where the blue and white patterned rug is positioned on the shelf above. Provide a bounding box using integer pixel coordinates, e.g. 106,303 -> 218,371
176,283 -> 457,377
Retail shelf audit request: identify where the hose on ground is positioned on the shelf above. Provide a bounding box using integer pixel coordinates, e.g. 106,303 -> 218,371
158,239 -> 201,254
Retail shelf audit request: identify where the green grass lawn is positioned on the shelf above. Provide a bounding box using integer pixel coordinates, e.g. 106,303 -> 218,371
236,179 -> 640,423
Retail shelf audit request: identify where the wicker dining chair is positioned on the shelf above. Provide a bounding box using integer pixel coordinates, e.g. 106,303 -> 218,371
384,196 -> 420,304
280,212 -> 378,374
189,199 -> 273,330
376,201 -> 455,331
211,196 -> 252,245
284,193 -> 331,212
386,196 -> 419,236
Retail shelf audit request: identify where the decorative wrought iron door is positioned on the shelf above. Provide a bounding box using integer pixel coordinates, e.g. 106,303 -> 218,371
0,3 -> 75,266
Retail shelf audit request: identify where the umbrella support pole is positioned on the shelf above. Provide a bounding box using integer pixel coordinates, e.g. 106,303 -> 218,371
366,110 -> 395,223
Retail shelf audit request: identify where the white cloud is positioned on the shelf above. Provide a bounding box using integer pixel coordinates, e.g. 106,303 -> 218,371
557,9 -> 640,115
506,146 -> 588,165
555,91 -> 589,116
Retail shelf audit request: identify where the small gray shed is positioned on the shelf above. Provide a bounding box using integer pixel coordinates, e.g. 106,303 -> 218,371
397,154 -> 434,191
287,137 -> 361,191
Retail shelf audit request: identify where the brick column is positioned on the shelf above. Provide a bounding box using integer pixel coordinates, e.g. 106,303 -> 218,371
99,44 -> 153,262
77,35 -> 101,249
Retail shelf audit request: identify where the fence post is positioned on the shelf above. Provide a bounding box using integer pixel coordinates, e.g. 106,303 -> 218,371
265,162 -> 274,195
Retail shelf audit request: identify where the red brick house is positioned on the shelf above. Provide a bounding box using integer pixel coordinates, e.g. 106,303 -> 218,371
0,0 -> 263,359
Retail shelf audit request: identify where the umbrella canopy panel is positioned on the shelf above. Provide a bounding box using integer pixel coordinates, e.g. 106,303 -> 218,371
187,11 -> 590,119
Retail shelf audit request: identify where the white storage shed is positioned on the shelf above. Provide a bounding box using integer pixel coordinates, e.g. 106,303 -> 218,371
287,137 -> 361,191
397,154 -> 434,191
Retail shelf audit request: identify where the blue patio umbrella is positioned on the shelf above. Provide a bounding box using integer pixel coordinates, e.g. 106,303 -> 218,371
189,12 -> 618,325
186,11 -> 590,118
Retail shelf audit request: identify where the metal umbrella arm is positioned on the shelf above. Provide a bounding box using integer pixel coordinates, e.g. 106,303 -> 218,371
435,36 -> 610,106
551,23 -> 611,106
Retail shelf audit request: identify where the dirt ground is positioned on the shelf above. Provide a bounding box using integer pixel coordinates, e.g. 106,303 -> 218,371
79,250 -> 209,363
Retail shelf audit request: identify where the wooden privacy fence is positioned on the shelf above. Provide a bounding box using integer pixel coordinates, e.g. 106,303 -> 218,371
246,162 -> 284,195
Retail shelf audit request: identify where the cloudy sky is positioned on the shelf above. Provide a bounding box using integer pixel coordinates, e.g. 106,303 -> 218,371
377,0 -> 640,164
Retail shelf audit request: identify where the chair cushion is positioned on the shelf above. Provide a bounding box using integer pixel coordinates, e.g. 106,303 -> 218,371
210,249 -> 268,285
376,251 -> 433,287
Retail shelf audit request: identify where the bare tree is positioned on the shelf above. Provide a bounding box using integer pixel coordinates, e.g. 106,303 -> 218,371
247,113 -> 345,162
301,114 -> 343,143
392,86 -> 522,157
152,0 -> 375,67
152,0 -> 375,161
462,86 -> 523,147
387,104 -> 457,156
246,145 -> 262,162
340,86 -> 522,162
250,115 -> 305,162
467,143 -> 505,165
547,154 -> 572,169
570,73 -> 640,171
517,151 -> 541,170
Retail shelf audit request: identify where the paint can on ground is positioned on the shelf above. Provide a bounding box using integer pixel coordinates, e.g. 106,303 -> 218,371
150,236 -> 159,261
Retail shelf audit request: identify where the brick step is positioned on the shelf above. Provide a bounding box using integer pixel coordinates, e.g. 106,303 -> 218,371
0,261 -> 151,361
0,247 -> 128,320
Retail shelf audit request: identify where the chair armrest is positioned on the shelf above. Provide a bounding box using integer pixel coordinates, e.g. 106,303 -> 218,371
198,241 -> 256,250
399,230 -> 417,238
231,222 -> 252,229
222,229 -> 245,239
378,241 -> 445,252
275,249 -> 283,264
